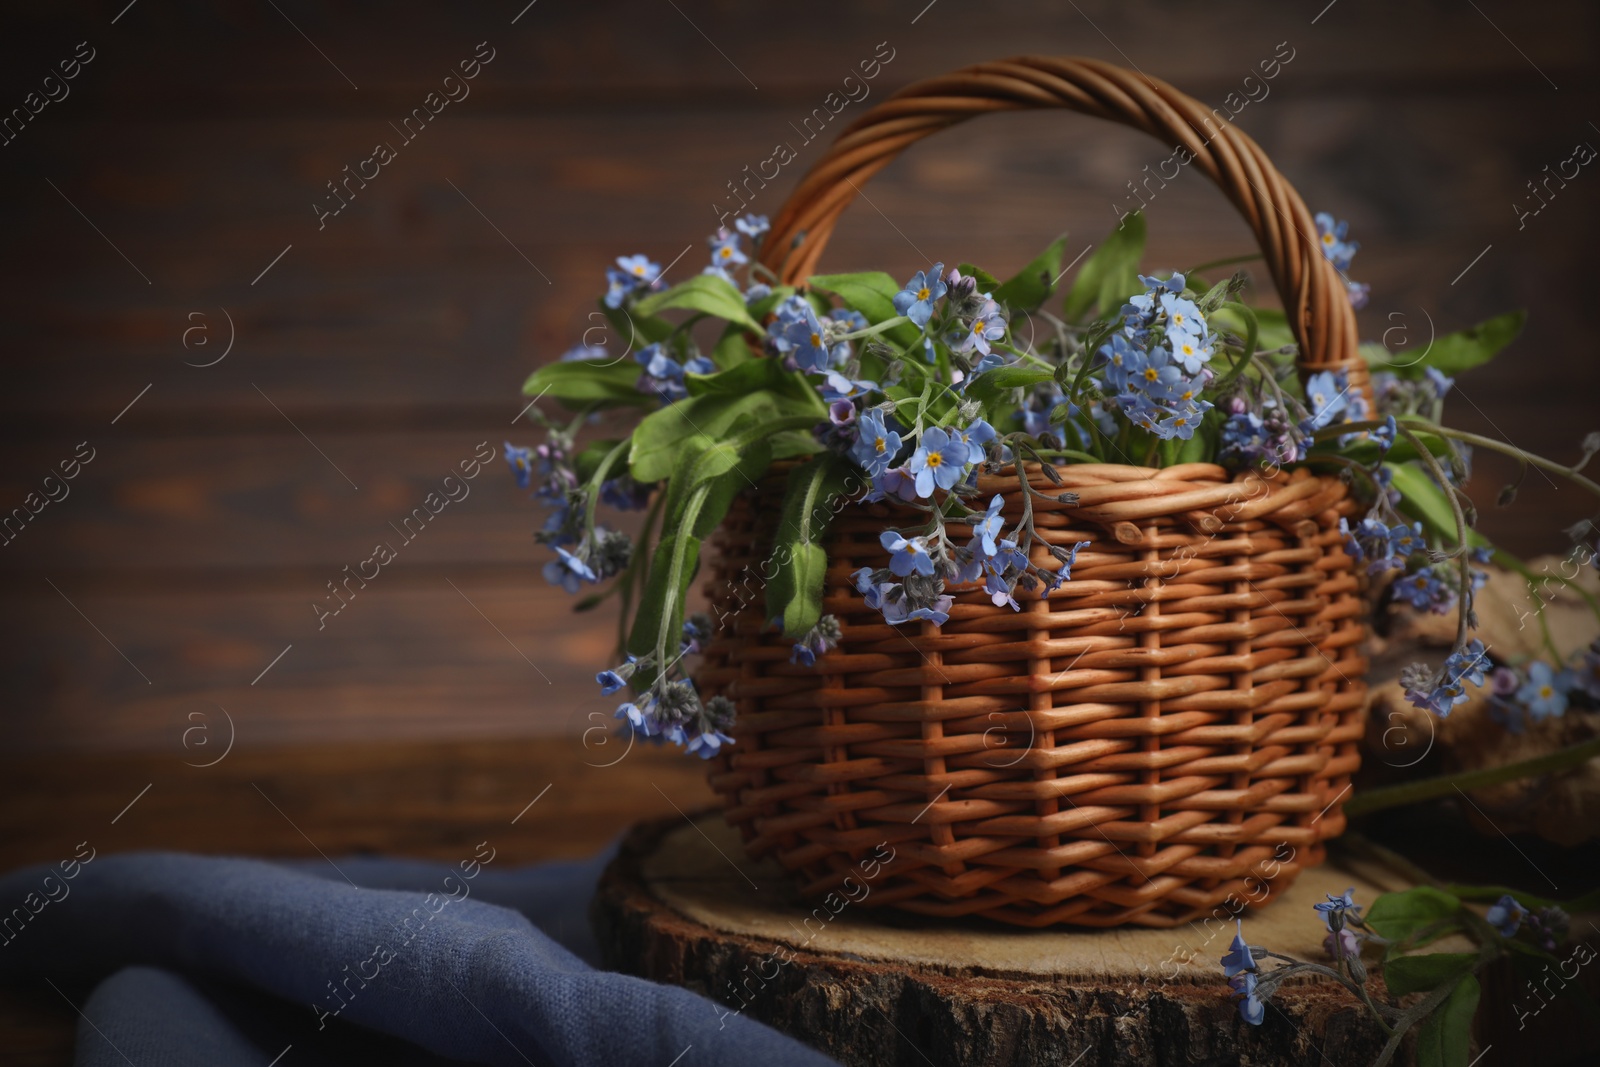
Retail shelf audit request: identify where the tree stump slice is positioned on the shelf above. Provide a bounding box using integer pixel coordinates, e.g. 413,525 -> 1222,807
594,812 -> 1450,1066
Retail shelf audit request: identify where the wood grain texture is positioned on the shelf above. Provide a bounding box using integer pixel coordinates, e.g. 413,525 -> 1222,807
0,0 -> 1593,913
595,812 -> 1417,1066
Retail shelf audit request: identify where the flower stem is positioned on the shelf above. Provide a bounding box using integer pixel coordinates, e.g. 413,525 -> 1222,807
1343,734 -> 1600,817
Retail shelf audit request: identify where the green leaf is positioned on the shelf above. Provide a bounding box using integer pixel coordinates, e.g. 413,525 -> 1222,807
685,356 -> 827,413
808,271 -> 921,348
634,273 -> 766,334
521,359 -> 653,409
1414,973 -> 1480,1067
1063,211 -> 1145,322
600,298 -> 674,346
1445,884 -> 1600,913
1384,952 -> 1476,997
1366,886 -> 1462,942
994,234 -> 1068,312
1385,461 -> 1486,548
1377,311 -> 1526,380
711,323 -> 756,368
964,365 -> 1055,407
629,393 -> 776,483
627,531 -> 701,659
766,454 -> 858,637
769,430 -> 823,459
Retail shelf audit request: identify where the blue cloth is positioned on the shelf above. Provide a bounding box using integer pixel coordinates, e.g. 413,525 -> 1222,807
0,848 -> 838,1067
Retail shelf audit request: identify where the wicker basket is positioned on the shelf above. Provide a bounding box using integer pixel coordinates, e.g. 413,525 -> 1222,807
697,55 -> 1371,929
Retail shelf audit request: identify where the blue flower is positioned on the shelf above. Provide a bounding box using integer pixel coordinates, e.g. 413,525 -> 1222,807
1303,371 -> 1350,431
504,442 -> 536,489
606,254 -> 663,308
617,253 -> 660,282
1221,920 -> 1255,977
1314,887 -> 1358,930
1425,366 -> 1455,398
985,571 -> 1019,610
685,729 -> 735,759
1406,675 -> 1469,717
744,282 -> 773,305
820,370 -> 878,403
1314,212 -> 1359,273
971,495 -> 1005,558
1443,639 -> 1490,690
952,418 -> 997,457
1325,928 -> 1361,961
1391,567 -> 1456,615
958,351 -> 1008,392
614,700 -> 653,735
561,343 -> 608,362
852,410 -> 902,476
1159,292 -> 1205,339
709,228 -> 747,270
892,263 -> 947,327
684,355 -> 716,376
908,427 -> 969,497
881,530 -> 935,577
1486,894 -> 1527,937
1372,414 -> 1397,454
882,594 -> 953,627
829,308 -> 869,332
597,670 -> 626,694
951,297 -> 1006,356
791,642 -> 817,667
1168,330 -> 1215,376
734,214 -> 769,238
543,546 -> 598,594
852,567 -> 883,608
1347,280 -> 1371,309
771,296 -> 831,372
601,476 -> 653,511
867,466 -> 920,504
1229,971 -> 1266,1026
1517,661 -> 1569,720
1151,398 -> 1212,441
1056,540 -> 1090,582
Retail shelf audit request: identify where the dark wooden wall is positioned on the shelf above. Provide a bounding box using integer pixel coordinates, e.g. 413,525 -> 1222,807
2,0 -> 1596,754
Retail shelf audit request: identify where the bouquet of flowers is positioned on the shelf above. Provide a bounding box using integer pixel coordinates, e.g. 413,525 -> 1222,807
508,208 -> 1597,762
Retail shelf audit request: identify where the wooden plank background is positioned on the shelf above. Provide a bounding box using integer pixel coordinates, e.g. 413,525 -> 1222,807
1,0 -> 1597,757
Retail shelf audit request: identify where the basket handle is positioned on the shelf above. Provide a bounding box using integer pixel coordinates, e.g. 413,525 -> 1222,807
758,55 -> 1368,405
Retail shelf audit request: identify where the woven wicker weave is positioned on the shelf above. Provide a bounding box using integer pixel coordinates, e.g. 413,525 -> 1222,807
696,56 -> 1371,928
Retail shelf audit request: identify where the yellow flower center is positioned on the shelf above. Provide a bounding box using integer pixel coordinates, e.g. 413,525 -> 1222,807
927,452 -> 943,468
1144,368 -> 1159,381
631,264 -> 647,276
810,332 -> 821,347
1540,685 -> 1554,699
719,247 -> 733,259
874,436 -> 886,453
972,320 -> 984,335
917,287 -> 930,300
1322,231 -> 1336,246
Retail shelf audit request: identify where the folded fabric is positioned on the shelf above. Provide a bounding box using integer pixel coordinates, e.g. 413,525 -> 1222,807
0,848 -> 839,1067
